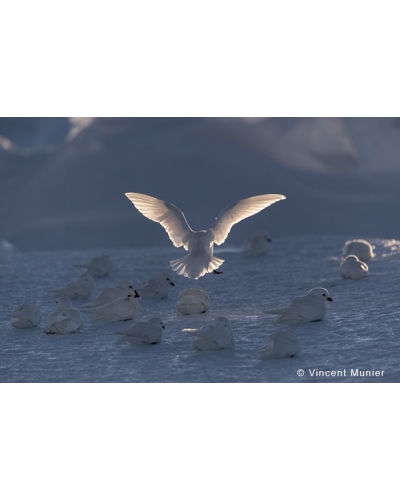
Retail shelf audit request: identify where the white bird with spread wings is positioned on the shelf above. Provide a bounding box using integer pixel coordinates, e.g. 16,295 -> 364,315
125,192 -> 286,279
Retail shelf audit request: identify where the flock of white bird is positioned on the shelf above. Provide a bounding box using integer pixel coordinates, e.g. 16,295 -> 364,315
258,238 -> 374,358
7,191 -> 376,360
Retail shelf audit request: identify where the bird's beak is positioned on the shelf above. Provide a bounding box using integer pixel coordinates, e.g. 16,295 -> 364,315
170,282 -> 175,286
134,290 -> 140,298
268,238 -> 272,242
327,297 -> 333,302
162,325 -> 165,329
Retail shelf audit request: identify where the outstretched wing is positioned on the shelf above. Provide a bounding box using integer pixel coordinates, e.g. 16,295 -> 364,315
125,193 -> 193,249
210,194 -> 286,246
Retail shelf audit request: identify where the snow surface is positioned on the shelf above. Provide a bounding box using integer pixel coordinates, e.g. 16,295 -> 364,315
2,235 -> 400,383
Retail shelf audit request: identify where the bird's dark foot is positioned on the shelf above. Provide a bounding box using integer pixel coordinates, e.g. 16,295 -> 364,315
45,331 -> 55,335
213,270 -> 223,275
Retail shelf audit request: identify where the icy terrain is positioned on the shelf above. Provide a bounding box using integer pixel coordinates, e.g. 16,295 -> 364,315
1,235 -> 400,383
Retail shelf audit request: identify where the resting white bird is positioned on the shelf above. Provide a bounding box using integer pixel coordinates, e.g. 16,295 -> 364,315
81,281 -> 136,309
242,230 -> 272,257
339,255 -> 368,280
125,192 -> 285,279
115,317 -> 165,345
48,273 -> 96,300
83,290 -> 140,322
342,239 -> 375,261
177,287 -> 210,315
138,272 -> 175,299
183,316 -> 234,351
265,288 -> 333,325
46,296 -> 83,334
259,330 -> 300,360
8,304 -> 42,329
74,255 -> 113,277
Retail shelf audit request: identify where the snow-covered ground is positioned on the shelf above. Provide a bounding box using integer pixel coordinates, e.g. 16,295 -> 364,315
2,235 -> 399,383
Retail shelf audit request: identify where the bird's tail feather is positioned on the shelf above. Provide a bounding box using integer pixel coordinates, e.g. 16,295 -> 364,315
170,255 -> 224,280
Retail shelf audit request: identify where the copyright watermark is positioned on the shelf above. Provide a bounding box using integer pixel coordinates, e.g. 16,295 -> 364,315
297,369 -> 385,378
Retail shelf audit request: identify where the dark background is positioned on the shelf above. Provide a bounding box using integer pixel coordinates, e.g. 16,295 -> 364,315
1,117 -> 399,251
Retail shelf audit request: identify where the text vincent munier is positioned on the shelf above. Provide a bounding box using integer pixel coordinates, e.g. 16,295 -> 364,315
308,369 -> 384,377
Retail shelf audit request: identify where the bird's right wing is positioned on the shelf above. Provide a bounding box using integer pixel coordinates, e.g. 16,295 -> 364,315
66,309 -> 83,324
84,300 -> 119,315
125,193 -> 193,250
210,194 -> 285,246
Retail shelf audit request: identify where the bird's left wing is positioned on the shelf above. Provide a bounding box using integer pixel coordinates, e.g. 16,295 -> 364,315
210,194 -> 285,245
7,311 -> 26,319
125,193 -> 193,250
84,299 -> 122,315
115,322 -> 148,338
